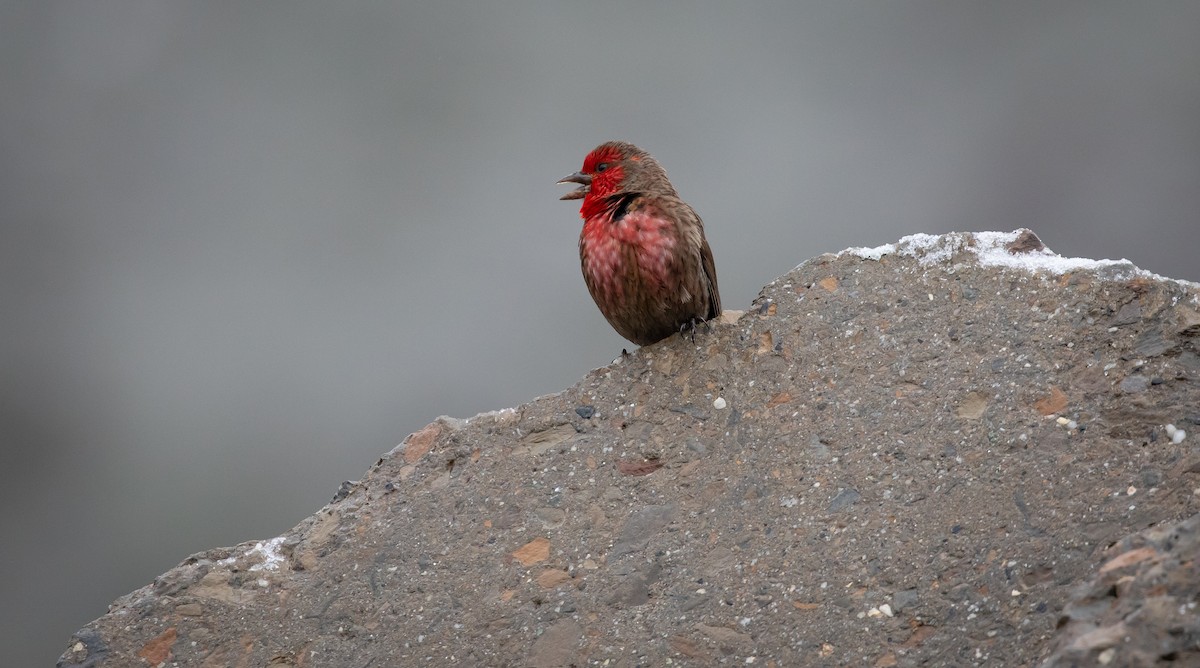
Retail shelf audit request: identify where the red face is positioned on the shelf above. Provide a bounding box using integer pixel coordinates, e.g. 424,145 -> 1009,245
578,145 -> 626,199
558,144 -> 628,203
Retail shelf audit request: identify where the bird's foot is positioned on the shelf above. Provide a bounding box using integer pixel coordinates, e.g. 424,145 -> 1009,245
679,317 -> 713,344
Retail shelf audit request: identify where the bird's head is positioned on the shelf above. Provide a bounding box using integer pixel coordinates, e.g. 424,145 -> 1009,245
558,142 -> 675,212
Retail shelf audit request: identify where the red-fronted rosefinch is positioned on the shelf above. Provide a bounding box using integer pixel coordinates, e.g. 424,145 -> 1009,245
558,141 -> 721,346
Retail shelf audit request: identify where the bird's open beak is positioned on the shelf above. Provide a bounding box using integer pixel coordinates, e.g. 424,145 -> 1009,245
557,172 -> 592,200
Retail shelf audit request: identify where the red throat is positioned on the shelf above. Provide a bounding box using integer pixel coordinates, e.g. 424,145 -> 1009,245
578,169 -> 622,219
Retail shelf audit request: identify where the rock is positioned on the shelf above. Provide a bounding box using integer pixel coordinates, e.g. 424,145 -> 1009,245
1121,374 -> 1151,394
609,504 -> 676,560
60,231 -> 1200,667
527,619 -> 583,668
1041,513 -> 1200,667
892,588 -> 920,612
828,488 -> 861,512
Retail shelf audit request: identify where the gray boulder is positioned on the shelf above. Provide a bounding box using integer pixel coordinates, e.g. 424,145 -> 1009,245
61,230 -> 1200,667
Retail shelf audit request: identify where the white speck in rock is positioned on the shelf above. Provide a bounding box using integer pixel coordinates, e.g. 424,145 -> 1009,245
713,397 -> 727,409
844,243 -> 895,260
247,536 -> 288,572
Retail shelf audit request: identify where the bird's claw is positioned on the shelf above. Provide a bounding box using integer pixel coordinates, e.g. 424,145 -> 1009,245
679,317 -> 713,344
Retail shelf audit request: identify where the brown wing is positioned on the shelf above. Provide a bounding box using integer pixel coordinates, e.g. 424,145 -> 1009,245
662,197 -> 720,323
699,232 -> 720,320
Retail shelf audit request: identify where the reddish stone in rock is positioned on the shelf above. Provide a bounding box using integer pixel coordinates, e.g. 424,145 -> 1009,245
137,627 -> 176,664
403,423 -> 441,463
535,569 -> 571,589
1034,386 -> 1069,415
616,458 -> 663,476
512,537 -> 550,566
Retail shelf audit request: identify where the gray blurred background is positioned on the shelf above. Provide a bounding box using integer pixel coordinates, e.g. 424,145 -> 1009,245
3,2 -> 1198,663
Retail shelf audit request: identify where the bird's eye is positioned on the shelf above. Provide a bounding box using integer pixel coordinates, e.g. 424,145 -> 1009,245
595,162 -> 610,173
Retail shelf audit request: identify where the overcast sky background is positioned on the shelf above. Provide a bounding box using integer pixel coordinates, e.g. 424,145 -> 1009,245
3,2 -> 1199,663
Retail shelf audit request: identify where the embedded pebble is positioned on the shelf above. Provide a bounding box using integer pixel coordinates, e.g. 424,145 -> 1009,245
828,488 -> 861,511
892,589 -> 919,611
1120,375 -> 1149,393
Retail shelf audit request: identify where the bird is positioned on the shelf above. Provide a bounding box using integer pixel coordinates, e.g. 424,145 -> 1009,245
558,141 -> 720,346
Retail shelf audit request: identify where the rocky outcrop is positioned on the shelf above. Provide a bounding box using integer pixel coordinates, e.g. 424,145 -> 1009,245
61,230 -> 1200,667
